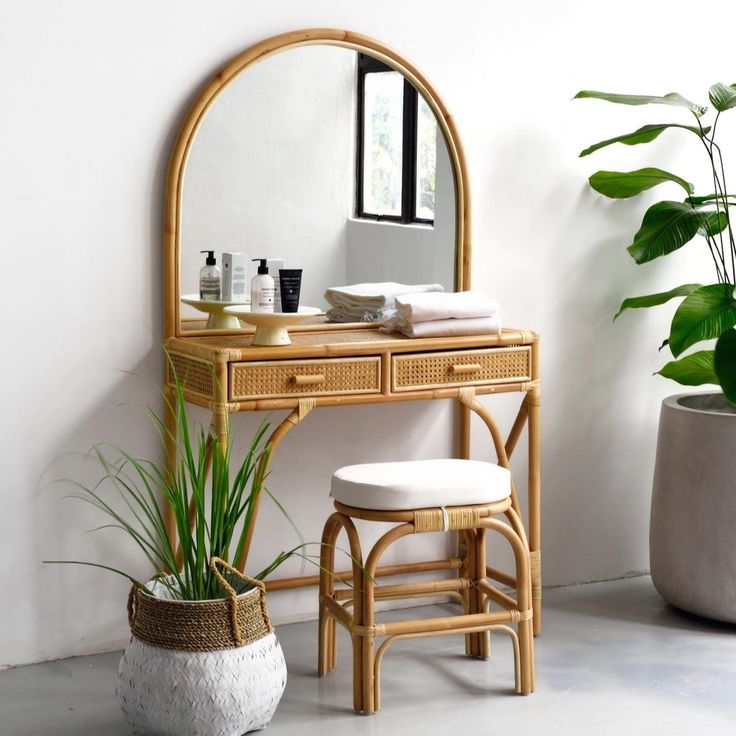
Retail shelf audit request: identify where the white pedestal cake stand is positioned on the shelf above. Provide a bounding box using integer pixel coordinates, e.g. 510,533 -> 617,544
180,294 -> 251,330
224,306 -> 322,346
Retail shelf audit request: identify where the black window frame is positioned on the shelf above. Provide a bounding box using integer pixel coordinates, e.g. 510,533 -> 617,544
355,54 -> 434,226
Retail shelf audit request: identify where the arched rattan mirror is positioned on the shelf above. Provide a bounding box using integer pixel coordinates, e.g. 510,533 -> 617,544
163,29 -> 471,339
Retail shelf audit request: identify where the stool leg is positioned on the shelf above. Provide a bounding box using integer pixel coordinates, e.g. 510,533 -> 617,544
474,527 -> 491,659
464,529 -> 482,658
341,517 -> 366,714
360,523 -> 414,714
360,547 -> 378,715
329,617 -> 337,671
318,514 -> 341,676
483,516 -> 535,694
506,508 -> 535,693
459,529 -> 473,656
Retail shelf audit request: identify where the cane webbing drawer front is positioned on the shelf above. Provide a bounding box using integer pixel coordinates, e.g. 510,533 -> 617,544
230,357 -> 381,400
392,347 -> 532,392
167,352 -> 215,399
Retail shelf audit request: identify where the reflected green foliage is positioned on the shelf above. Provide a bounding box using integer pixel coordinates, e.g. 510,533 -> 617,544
416,95 -> 437,219
365,71 -> 403,216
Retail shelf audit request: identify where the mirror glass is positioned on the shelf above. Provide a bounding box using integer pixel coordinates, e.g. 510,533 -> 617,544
180,44 -> 456,328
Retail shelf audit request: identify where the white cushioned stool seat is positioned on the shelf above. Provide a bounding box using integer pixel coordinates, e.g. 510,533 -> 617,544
331,458 -> 511,511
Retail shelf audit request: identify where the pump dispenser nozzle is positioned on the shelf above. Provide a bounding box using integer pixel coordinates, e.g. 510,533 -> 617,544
201,250 -> 216,266
252,258 -> 269,275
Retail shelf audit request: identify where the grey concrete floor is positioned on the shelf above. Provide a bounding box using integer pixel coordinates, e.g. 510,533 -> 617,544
2,576 -> 735,736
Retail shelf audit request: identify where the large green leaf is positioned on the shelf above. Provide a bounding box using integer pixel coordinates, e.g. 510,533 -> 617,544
589,168 -> 693,199
697,210 -> 730,238
574,90 -> 707,117
579,123 -> 710,157
614,284 -> 702,320
714,329 -> 736,404
709,83 -> 736,112
657,350 -> 718,385
627,201 -> 704,263
669,283 -> 736,357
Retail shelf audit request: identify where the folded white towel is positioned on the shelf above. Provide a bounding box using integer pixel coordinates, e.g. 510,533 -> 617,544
381,315 -> 503,338
395,290 -> 499,324
326,306 -> 396,323
325,282 -> 444,310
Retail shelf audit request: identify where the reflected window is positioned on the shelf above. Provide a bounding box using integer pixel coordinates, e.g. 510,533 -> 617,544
356,54 -> 437,224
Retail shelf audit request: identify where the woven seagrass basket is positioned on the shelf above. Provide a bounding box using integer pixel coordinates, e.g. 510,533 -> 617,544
116,558 -> 287,736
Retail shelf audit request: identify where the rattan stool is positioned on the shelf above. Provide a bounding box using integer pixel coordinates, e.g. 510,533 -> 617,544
318,458 -> 535,714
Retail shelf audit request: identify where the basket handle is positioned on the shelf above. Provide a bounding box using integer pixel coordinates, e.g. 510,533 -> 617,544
209,557 -> 270,646
127,585 -> 138,628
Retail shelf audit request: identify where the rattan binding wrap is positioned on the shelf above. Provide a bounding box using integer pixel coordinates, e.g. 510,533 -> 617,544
393,346 -> 531,392
230,357 -> 381,400
413,506 -> 482,533
168,352 -> 215,398
128,560 -> 273,652
530,550 -> 542,600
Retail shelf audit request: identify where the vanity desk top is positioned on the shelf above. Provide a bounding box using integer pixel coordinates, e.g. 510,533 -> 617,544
165,327 -> 538,411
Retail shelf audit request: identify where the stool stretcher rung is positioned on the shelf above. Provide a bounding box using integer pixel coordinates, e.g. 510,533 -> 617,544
332,590 -> 467,610
378,610 -> 518,638
478,578 -> 517,611
486,565 -> 516,588
266,557 -> 462,591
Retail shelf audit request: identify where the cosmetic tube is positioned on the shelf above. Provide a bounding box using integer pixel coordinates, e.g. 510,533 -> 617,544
279,269 -> 302,313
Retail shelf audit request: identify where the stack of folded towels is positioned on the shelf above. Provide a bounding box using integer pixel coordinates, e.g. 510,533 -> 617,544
324,282 -> 444,323
380,290 -> 502,338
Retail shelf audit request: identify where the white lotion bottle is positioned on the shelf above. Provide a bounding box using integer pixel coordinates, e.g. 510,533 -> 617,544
250,259 -> 275,313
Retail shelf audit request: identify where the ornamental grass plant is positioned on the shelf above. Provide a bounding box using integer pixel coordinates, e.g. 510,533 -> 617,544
48,362 -> 304,599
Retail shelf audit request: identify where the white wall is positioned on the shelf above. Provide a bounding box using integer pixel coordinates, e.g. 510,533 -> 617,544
0,0 -> 729,667
181,45 -> 356,310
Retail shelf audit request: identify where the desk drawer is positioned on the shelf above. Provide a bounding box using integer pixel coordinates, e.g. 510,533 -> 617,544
392,347 -> 531,392
230,357 -> 381,400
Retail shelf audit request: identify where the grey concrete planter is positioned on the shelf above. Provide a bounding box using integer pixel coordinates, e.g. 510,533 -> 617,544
650,392 -> 736,623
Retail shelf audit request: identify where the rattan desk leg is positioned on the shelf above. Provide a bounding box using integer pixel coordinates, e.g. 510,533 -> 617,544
458,386 -> 542,635
527,384 -> 541,635
235,397 -> 316,572
457,402 -> 474,655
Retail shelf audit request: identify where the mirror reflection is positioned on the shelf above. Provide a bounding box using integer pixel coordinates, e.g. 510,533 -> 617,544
181,45 -> 456,328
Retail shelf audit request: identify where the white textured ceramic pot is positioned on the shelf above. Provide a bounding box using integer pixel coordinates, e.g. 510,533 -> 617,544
116,564 -> 287,736
650,393 -> 736,623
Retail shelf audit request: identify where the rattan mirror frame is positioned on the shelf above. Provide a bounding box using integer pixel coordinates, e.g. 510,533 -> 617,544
164,28 -> 471,339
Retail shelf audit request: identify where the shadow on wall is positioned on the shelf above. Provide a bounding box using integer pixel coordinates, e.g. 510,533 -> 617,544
540,184 -> 663,584
32,354 -> 165,662
477,124 -> 663,586
24,91 -> 184,664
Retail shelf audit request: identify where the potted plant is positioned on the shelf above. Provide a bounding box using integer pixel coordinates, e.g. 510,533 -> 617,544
49,370 -> 303,735
576,84 -> 736,623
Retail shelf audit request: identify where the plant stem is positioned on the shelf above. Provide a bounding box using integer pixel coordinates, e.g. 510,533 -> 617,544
696,115 -> 728,281
711,138 -> 736,282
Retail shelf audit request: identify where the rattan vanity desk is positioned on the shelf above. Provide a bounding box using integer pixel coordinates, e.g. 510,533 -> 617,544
161,28 -> 542,633
163,323 -> 542,633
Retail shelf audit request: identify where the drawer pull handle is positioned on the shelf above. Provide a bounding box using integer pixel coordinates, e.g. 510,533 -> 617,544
450,363 -> 482,375
293,374 -> 326,386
